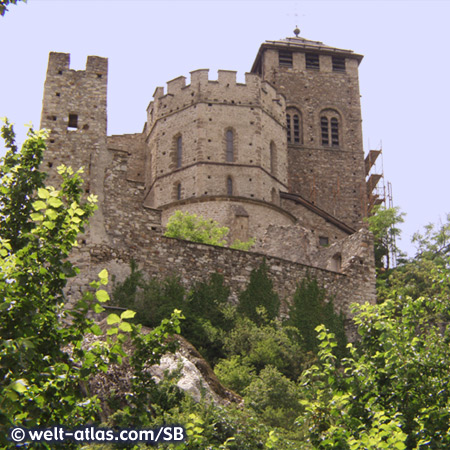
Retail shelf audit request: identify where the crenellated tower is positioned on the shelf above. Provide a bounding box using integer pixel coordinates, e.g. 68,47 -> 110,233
143,69 -> 294,243
40,52 -> 108,192
251,30 -> 367,229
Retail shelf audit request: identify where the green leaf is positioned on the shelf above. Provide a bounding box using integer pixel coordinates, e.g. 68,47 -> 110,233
11,379 -> 28,393
90,324 -> 103,336
107,327 -> 118,335
119,322 -> 133,332
48,197 -> 63,208
37,188 -> 50,199
121,310 -> 136,320
30,212 -> 44,221
107,313 -> 120,325
95,290 -> 110,303
93,304 -> 105,314
98,269 -> 108,285
33,200 -> 46,211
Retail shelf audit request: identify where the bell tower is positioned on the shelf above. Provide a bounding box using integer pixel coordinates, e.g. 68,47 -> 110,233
251,28 -> 367,229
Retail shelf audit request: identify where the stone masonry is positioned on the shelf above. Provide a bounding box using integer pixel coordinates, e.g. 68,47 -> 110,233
40,31 -> 377,332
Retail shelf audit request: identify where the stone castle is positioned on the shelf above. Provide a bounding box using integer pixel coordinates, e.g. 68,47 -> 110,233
39,30 -> 377,328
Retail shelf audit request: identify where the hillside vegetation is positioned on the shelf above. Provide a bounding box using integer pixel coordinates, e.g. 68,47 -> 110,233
2,122 -> 450,448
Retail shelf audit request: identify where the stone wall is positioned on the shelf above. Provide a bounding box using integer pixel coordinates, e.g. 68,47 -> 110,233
68,228 -> 375,341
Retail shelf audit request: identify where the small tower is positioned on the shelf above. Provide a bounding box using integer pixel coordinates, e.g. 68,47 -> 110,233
40,52 -> 108,191
251,30 -> 367,229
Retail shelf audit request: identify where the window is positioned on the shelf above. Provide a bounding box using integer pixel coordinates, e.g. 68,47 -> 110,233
176,136 -> 182,168
176,183 -> 181,200
271,188 -> 277,204
319,236 -> 329,247
321,117 -> 329,146
226,129 -> 234,162
286,108 -> 302,144
270,141 -> 276,175
330,118 -> 339,147
279,50 -> 293,68
286,114 -> 291,143
320,110 -> 341,148
227,177 -> 233,196
332,56 -> 346,72
305,53 -> 320,70
68,114 -> 78,129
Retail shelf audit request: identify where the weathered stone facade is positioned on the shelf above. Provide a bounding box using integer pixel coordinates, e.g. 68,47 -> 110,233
40,32 -> 376,329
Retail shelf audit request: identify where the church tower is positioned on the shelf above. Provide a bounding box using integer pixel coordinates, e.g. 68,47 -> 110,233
251,29 -> 367,230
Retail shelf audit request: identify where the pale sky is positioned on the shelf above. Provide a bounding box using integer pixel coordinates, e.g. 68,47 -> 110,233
1,0 -> 450,257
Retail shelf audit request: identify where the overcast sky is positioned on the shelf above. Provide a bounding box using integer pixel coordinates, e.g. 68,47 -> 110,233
1,0 -> 449,257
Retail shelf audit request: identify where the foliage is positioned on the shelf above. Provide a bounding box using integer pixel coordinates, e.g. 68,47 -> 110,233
0,121 -> 182,449
164,210 -> 255,250
237,259 -> 280,325
0,121 -> 107,446
113,269 -> 233,364
377,213 -> 450,302
245,365 -> 300,429
366,205 -> 405,270
0,0 -> 25,16
222,316 -> 305,382
298,272 -> 450,450
286,277 -> 347,360
214,355 -> 255,394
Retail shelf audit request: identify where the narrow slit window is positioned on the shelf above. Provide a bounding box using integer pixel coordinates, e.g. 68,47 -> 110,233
321,117 -> 329,146
331,118 -> 339,147
293,115 -> 300,143
176,183 -> 181,200
227,177 -> 233,196
305,53 -> 320,70
226,130 -> 234,162
270,142 -> 276,174
279,50 -> 293,68
177,136 -> 182,168
286,114 -> 291,143
68,114 -> 78,129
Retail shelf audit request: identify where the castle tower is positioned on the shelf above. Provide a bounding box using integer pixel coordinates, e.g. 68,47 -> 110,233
40,52 -> 109,243
40,52 -> 108,191
251,31 -> 367,229
143,70 -> 296,242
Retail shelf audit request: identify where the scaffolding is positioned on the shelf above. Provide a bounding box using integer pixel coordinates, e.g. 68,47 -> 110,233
365,146 -> 397,267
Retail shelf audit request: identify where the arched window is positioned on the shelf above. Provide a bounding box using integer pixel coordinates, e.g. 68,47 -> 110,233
320,110 -> 341,148
270,141 -> 276,175
286,108 -> 302,144
227,176 -> 233,196
271,187 -> 277,204
226,129 -> 234,162
176,136 -> 182,168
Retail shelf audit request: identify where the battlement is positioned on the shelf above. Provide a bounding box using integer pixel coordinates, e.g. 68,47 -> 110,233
146,69 -> 285,128
46,52 -> 108,77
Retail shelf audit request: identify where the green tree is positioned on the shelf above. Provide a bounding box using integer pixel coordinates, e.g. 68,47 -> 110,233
164,210 -> 255,250
0,121 -> 182,448
0,0 -> 25,16
286,277 -> 347,360
298,269 -> 450,449
237,260 -> 280,325
366,205 -> 405,271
